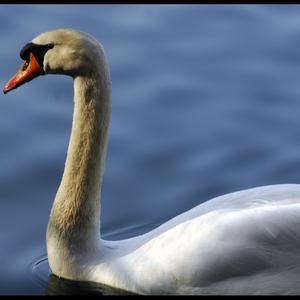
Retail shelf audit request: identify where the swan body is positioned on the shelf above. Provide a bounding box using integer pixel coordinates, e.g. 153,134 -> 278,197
4,29 -> 300,295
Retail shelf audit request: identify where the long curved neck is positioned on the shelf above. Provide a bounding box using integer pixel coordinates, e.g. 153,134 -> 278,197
48,70 -> 111,243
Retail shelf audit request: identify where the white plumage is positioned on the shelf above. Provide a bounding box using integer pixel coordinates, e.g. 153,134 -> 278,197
90,184 -> 300,294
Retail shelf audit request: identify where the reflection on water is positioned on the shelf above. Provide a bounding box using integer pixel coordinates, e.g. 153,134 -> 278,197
2,4 -> 300,295
30,255 -> 136,295
28,255 -> 49,289
47,275 -> 136,296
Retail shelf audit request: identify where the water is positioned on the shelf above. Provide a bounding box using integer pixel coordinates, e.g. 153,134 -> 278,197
1,4 -> 300,295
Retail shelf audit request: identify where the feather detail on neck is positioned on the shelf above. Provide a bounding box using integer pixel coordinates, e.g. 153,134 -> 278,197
48,71 -> 111,241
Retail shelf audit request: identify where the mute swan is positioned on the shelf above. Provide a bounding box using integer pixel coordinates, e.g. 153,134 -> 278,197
4,28 -> 300,295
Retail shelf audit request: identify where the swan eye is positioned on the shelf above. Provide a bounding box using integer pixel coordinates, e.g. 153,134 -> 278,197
46,43 -> 54,50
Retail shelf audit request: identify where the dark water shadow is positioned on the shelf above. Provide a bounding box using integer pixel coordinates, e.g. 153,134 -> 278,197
29,254 -> 137,295
30,254 -> 138,295
46,274 -> 137,296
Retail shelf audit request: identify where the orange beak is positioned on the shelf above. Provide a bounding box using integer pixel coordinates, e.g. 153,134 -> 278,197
3,52 -> 43,94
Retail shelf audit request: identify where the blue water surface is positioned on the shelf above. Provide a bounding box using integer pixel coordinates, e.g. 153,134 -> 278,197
1,4 -> 300,295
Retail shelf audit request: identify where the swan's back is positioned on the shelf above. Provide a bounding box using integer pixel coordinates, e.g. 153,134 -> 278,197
94,184 -> 300,294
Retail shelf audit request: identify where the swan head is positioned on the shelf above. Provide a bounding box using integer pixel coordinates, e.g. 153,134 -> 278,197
3,28 -> 104,94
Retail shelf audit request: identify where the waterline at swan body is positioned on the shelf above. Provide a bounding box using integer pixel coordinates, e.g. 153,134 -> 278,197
4,28 -> 300,295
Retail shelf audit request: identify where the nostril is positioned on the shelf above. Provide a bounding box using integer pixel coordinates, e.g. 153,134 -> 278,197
22,61 -> 29,71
